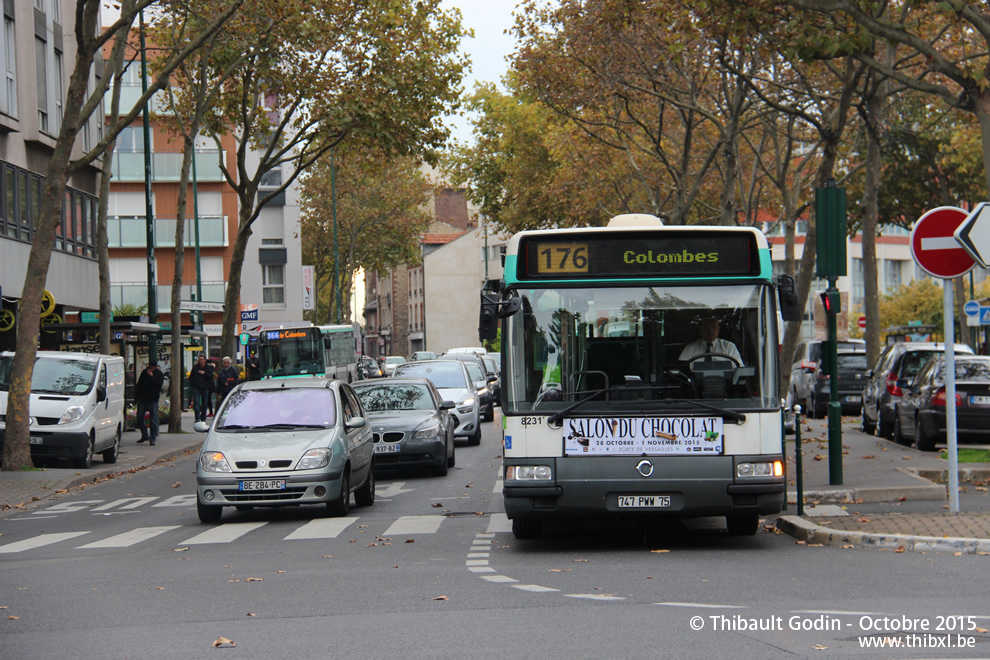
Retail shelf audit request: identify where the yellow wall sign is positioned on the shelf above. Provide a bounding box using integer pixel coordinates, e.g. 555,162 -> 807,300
41,289 -> 56,318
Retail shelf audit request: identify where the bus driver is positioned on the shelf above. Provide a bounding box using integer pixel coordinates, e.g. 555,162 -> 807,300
679,315 -> 741,365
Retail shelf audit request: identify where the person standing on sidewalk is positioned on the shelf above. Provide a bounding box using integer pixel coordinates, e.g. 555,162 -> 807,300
136,361 -> 165,446
216,356 -> 239,408
189,354 -> 215,423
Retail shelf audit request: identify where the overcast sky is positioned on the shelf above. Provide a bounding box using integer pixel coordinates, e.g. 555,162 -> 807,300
442,0 -> 520,144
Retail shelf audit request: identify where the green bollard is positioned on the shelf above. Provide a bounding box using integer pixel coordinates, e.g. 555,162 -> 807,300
794,404 -> 804,516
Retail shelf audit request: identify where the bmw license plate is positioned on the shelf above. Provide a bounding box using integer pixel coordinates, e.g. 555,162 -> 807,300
238,480 -> 285,491
374,444 -> 400,454
971,396 -> 990,405
617,495 -> 671,508
844,395 -> 861,403
29,437 -> 43,445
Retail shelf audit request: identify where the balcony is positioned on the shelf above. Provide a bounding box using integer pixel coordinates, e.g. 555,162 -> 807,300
108,216 -> 227,249
111,149 -> 225,182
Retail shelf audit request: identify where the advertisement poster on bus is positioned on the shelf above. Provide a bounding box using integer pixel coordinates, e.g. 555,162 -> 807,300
562,416 -> 724,455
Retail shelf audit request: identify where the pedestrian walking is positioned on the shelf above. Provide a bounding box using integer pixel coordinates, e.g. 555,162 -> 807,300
189,354 -> 215,423
246,352 -> 261,381
216,356 -> 239,408
135,361 -> 165,446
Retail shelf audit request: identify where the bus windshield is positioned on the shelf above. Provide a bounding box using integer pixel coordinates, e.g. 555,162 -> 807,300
258,329 -> 324,378
503,283 -> 779,413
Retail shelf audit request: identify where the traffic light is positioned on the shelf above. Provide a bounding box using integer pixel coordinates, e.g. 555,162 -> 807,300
820,290 -> 841,315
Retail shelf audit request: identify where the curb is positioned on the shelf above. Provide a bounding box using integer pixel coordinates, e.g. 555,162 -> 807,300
911,467 -> 990,483
775,515 -> 990,555
58,440 -> 204,493
787,468 -> 946,504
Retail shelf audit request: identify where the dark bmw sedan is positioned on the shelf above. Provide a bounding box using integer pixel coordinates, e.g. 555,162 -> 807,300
809,351 -> 869,418
893,355 -> 990,451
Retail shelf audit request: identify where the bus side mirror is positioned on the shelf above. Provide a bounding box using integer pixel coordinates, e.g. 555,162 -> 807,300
480,292 -> 499,341
777,274 -> 801,322
323,336 -> 332,349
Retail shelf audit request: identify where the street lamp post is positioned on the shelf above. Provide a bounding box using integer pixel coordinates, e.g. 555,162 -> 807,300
331,150 -> 342,324
139,11 -> 158,360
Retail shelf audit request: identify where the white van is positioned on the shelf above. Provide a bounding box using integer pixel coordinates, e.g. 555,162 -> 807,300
0,351 -> 125,468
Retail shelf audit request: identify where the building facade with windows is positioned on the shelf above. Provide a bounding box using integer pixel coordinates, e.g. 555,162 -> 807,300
0,0 -> 105,351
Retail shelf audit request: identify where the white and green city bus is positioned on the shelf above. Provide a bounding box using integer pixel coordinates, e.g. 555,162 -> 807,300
258,324 -> 361,382
480,214 -> 801,539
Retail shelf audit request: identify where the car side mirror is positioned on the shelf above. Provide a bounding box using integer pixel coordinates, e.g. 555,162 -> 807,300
193,421 -> 210,433
440,400 -> 456,410
345,416 -> 367,429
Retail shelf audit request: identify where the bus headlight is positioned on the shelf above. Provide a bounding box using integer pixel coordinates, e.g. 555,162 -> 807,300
736,461 -> 783,478
506,465 -> 552,481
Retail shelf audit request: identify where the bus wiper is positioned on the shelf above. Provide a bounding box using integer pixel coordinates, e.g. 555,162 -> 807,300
657,398 -> 746,424
547,388 -> 609,424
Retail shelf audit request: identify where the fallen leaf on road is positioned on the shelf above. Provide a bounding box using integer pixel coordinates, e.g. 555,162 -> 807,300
898,496 -> 907,502
173,547 -> 189,552
228,580 -> 240,583
171,482 -> 181,488
323,555 -> 334,558
358,525 -> 368,528
813,644 -> 827,650
861,455 -> 874,459
348,539 -> 357,543
548,569 -> 571,572
573,559 -> 588,562
432,595 -> 449,601
975,626 -> 989,633
246,613 -> 255,617
366,543 -> 377,547
7,616 -> 19,620
813,455 -> 824,461
155,587 -> 165,590
902,456 -> 912,460
276,570 -> 286,574
245,577 -> 263,582
795,540 -> 807,545
431,503 -> 444,508
405,539 -> 415,544
858,518 -> 870,523
212,636 -> 236,648
894,546 -> 905,553
953,552 -> 963,556
650,549 -> 670,553
840,545 -> 854,549
54,489 -> 68,494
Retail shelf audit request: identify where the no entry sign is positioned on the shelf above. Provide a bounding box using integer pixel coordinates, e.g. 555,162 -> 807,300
910,207 -> 975,279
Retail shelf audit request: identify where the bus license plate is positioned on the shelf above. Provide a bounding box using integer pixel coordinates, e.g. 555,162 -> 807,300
374,444 -> 399,454
238,480 -> 285,491
29,437 -> 43,445
617,495 -> 670,508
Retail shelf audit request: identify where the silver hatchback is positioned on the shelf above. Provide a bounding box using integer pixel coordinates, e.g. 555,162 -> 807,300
194,378 -> 375,522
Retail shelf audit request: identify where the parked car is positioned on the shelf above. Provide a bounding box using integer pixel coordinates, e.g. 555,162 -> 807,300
0,351 -> 125,469
381,356 -> 407,377
482,356 -> 500,407
892,355 -> 990,451
808,350 -> 870,418
461,359 -> 494,422
445,347 -> 487,356
789,339 -> 865,412
352,377 -> 456,475
193,378 -> 375,522
391,360 -> 482,445
410,351 -> 437,361
861,341 -> 974,437
359,356 -> 384,379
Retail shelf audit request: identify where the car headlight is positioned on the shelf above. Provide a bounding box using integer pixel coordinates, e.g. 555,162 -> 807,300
413,423 -> 441,439
296,448 -> 332,470
59,406 -> 86,424
506,465 -> 552,481
200,451 -> 232,473
457,397 -> 476,414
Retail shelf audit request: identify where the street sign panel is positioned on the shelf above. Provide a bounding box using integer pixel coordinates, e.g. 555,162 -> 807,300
180,300 -> 225,312
965,300 -> 981,317
857,315 -> 866,330
954,202 -> 990,268
910,206 -> 975,279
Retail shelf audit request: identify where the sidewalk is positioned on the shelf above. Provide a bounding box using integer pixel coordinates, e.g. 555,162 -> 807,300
775,416 -> 990,554
0,410 -> 205,512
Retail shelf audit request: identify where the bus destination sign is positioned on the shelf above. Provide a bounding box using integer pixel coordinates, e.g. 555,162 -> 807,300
520,232 -> 758,279
264,328 -> 312,341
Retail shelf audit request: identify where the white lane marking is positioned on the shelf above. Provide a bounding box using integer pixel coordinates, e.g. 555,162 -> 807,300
34,500 -> 103,514
383,515 -> 443,536
921,236 -> 961,251
77,526 -> 180,549
485,513 -> 512,534
467,552 -> 490,558
152,494 -> 197,508
466,559 -> 490,566
482,575 -> 518,583
513,584 -> 560,592
284,517 -> 358,540
376,482 -> 414,498
0,531 -> 90,553
91,497 -> 159,512
181,522 -> 268,545
655,602 -> 748,609
469,566 -> 496,573
567,594 -> 625,601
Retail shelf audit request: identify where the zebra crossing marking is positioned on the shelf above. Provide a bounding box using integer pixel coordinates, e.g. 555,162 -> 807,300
0,531 -> 90,554
181,521 -> 268,545
76,526 -> 180,549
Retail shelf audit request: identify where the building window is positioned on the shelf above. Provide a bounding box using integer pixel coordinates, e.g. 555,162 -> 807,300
2,16 -> 16,118
54,50 -> 63,133
35,37 -> 48,133
262,265 -> 285,304
852,258 -> 864,312
884,259 -> 903,293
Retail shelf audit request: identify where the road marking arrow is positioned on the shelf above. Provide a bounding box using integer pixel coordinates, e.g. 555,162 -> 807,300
954,201 -> 990,268
376,482 -> 415,498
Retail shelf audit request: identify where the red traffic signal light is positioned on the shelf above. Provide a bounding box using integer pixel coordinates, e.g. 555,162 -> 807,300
820,290 -> 841,315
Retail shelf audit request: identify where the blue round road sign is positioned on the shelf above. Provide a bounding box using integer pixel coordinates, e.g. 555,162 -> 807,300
965,300 -> 980,317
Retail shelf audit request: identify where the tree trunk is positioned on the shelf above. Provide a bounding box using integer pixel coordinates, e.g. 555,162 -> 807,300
220,201 -> 254,359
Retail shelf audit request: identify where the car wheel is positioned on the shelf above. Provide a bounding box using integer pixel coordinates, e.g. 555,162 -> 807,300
468,427 -> 481,446
74,435 -> 94,469
484,407 -> 494,422
327,472 -> 350,517
447,439 -> 456,468
197,498 -> 223,523
877,413 -> 893,439
726,514 -> 760,536
512,518 -> 542,540
892,411 -> 911,446
355,465 -> 375,507
102,426 -> 121,464
433,452 -> 449,477
811,394 -> 825,420
916,417 -> 937,452
861,409 -> 876,435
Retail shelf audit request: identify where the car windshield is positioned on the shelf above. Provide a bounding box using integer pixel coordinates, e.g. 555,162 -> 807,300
393,363 -> 468,389
384,357 -> 406,365
464,362 -> 485,383
903,351 -> 942,378
954,359 -> 990,381
217,388 -> 336,429
0,355 -> 97,394
835,354 -> 868,370
355,383 -> 435,411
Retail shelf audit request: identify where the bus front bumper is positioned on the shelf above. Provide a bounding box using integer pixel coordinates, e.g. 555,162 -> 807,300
502,454 -> 784,520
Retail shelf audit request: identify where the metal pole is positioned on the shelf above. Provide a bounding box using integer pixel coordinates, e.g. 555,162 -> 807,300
826,277 -> 843,485
139,11 -> 157,359
192,149 -> 202,333
331,150 -> 341,324
945,279 -> 960,513
795,405 -> 804,516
